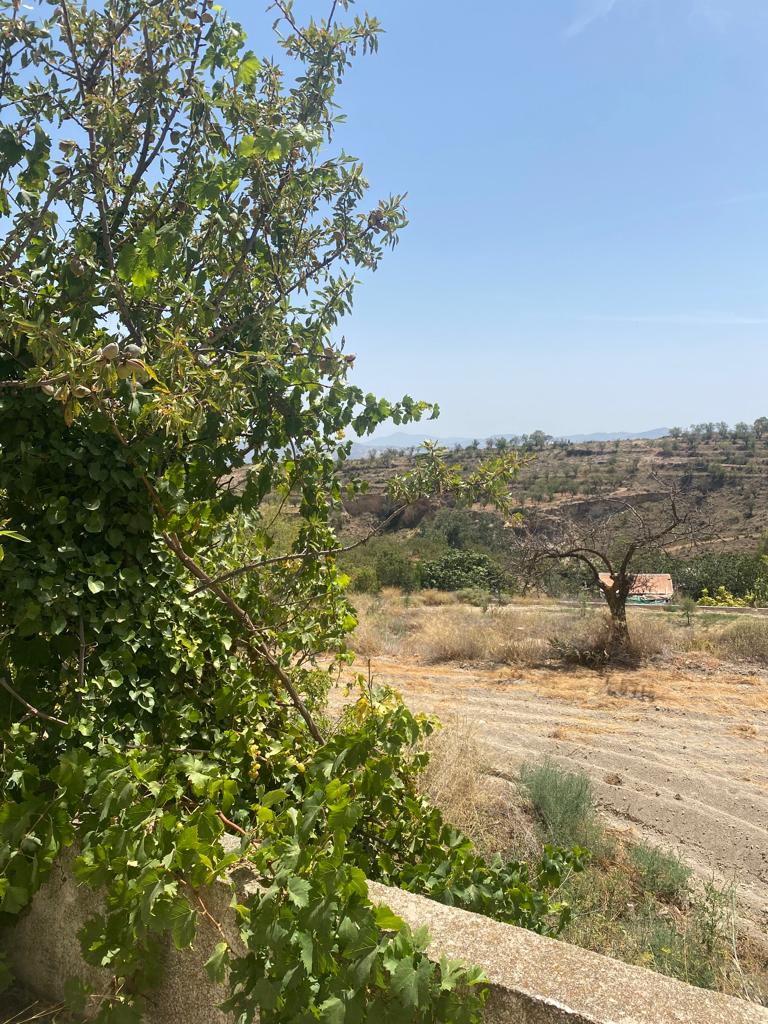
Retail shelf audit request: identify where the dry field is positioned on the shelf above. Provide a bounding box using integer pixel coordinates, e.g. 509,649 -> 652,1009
342,594 -> 768,936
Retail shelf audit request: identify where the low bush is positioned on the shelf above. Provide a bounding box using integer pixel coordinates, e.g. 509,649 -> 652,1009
698,585 -> 752,607
420,550 -> 506,592
375,547 -> 420,592
455,586 -> 493,608
707,617 -> 768,664
549,613 -> 670,667
350,565 -> 380,593
630,843 -> 691,904
518,759 -> 610,857
548,615 -> 614,667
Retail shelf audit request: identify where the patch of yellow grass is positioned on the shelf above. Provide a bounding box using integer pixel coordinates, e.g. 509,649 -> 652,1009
419,716 -> 540,862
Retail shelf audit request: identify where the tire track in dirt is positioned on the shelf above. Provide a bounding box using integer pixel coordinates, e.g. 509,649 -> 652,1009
337,657 -> 768,930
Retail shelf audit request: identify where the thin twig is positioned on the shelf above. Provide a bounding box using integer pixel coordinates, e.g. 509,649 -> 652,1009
190,502 -> 409,594
0,675 -> 66,726
217,810 -> 246,836
78,613 -> 86,687
163,530 -> 325,743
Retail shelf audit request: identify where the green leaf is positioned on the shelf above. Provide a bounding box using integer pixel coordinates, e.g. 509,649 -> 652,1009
101,1004 -> 141,1024
287,875 -> 311,908
318,996 -> 346,1023
374,904 -> 404,932
177,824 -> 199,851
1,884 -> 29,915
87,577 -> 105,594
391,956 -> 434,1009
236,53 -> 261,86
0,530 -> 28,542
296,930 -> 313,974
204,941 -> 229,983
390,959 -> 419,1009
0,128 -> 24,174
167,897 -> 196,949
131,258 -> 157,289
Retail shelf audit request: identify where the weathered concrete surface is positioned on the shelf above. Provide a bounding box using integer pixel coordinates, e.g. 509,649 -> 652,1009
2,846 -> 241,1024
368,880 -> 768,1024
3,846 -> 768,1023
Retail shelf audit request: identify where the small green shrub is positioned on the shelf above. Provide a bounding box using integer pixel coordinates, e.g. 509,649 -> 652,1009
698,585 -> 752,607
629,884 -> 733,991
375,548 -> 420,592
630,844 -> 691,904
420,551 -> 506,592
679,595 -> 697,625
519,759 -> 609,856
350,566 -> 380,593
455,587 -> 493,609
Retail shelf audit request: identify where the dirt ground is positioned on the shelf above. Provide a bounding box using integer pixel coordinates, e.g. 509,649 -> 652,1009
336,651 -> 768,935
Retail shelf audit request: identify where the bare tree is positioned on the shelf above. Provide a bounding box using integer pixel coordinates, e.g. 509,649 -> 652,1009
513,487 -> 709,654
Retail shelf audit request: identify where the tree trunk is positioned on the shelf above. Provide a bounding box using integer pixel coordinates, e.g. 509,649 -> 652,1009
600,576 -> 631,656
607,599 -> 630,650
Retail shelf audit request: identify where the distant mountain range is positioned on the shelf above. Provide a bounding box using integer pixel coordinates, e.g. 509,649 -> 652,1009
349,427 -> 670,458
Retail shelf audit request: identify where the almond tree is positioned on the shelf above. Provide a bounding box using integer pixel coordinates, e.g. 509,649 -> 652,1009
0,3 -> 578,1018
515,490 -> 705,653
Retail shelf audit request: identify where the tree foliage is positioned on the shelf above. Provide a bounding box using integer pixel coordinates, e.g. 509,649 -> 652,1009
0,2 -> 583,1020
514,489 -> 707,651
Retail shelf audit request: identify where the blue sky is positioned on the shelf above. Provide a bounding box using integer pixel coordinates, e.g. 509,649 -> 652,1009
229,0 -> 768,438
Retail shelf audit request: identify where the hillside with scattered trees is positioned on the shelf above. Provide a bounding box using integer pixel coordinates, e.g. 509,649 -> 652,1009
334,421 -> 768,602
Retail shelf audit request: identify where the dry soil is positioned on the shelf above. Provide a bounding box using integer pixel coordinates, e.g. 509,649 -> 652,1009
338,652 -> 768,934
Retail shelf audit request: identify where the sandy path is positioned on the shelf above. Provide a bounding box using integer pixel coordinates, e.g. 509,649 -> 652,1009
338,655 -> 768,931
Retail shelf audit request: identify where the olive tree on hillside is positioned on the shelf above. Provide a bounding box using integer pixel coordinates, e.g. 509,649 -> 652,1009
0,2 -> 579,1019
514,489 -> 708,655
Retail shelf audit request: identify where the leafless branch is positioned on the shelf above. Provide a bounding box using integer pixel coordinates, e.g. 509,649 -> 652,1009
0,674 -> 67,727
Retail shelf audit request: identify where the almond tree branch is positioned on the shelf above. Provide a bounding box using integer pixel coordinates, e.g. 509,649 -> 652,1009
0,674 -> 67,727
191,501 -> 410,594
162,530 -> 325,744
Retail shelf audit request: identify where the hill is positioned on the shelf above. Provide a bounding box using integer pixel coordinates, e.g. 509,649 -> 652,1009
340,428 -> 768,554
349,426 -> 670,458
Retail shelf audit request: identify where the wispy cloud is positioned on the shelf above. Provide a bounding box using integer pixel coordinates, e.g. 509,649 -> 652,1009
691,2 -> 731,32
566,0 -> 621,37
579,313 -> 768,326
718,190 -> 768,207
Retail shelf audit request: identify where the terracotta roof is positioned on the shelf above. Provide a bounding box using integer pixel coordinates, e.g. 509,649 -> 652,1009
598,572 -> 674,597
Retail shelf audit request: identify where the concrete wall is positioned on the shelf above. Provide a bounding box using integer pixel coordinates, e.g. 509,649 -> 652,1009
3,846 -> 768,1024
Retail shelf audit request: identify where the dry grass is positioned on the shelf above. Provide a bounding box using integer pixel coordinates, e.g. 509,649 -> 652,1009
418,716 -> 540,862
699,617 -> 768,665
415,589 -> 458,607
416,607 -> 578,667
349,595 -> 675,668
551,612 -> 673,667
350,592 -> 768,674
1,993 -> 69,1024
417,609 -> 494,663
349,594 -> 423,657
